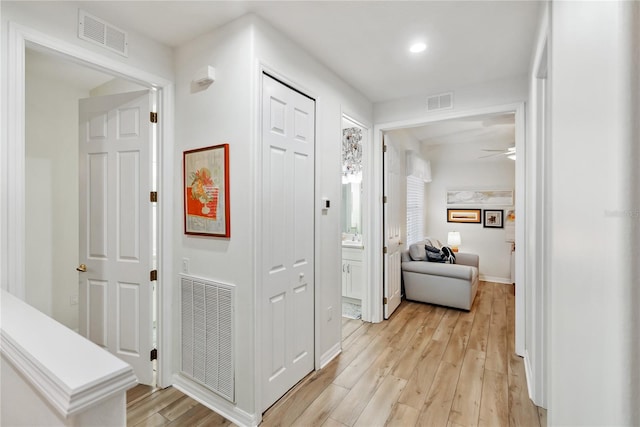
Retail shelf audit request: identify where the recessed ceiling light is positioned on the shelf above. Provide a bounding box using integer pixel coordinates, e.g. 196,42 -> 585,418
409,42 -> 427,53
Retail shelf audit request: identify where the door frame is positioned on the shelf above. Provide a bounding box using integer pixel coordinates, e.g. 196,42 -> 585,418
2,22 -> 175,387
254,64 -> 320,414
370,102 -> 526,357
340,111 -> 372,321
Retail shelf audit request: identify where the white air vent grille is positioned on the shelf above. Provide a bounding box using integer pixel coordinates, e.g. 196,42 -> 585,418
181,275 -> 235,402
426,92 -> 454,112
78,10 -> 128,57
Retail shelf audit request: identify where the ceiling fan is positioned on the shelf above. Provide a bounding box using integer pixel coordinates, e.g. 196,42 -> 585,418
480,146 -> 516,160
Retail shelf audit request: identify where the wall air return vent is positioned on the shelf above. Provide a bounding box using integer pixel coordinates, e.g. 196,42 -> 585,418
78,10 -> 128,57
426,92 -> 454,112
181,275 -> 235,403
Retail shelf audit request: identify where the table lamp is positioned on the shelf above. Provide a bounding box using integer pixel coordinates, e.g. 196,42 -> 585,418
448,231 -> 461,253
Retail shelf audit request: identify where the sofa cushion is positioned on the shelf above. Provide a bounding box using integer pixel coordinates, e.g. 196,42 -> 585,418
409,238 -> 442,261
401,261 -> 477,281
409,243 -> 427,261
454,253 -> 479,268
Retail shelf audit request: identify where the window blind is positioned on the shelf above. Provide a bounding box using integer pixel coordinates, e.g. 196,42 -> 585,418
406,175 -> 424,247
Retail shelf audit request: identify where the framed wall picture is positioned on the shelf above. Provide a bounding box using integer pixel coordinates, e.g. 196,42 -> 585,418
483,209 -> 504,228
184,144 -> 230,237
505,208 -> 515,241
447,209 -> 482,223
446,189 -> 514,206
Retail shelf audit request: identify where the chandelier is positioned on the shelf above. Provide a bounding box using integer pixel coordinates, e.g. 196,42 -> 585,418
342,127 -> 363,183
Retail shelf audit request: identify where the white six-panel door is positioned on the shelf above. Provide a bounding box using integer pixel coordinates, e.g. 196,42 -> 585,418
384,139 -> 402,319
261,74 -> 315,411
78,90 -> 153,385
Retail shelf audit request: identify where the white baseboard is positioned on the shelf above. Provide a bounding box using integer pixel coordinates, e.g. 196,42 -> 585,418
173,374 -> 259,427
523,350 -> 535,402
320,342 -> 341,369
480,275 -> 513,284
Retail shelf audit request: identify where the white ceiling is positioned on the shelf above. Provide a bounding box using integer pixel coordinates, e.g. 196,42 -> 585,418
26,48 -> 114,90
388,111 -> 515,160
405,112 -> 515,146
76,0 -> 542,103
25,1 -> 535,151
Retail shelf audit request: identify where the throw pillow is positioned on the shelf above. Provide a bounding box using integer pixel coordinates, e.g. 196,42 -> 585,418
425,245 -> 445,263
409,243 -> 427,261
441,246 -> 456,264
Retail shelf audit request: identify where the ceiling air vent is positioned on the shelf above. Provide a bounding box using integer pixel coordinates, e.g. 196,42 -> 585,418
426,92 -> 454,112
78,10 -> 128,57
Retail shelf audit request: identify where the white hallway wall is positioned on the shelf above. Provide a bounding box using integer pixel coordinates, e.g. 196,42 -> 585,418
24,50 -> 89,330
0,2 -> 173,81
0,1 -> 174,291
4,3 -> 373,422
173,14 -> 372,420
172,15 -> 255,418
374,75 -> 528,125
547,1 -> 640,424
1,0 -> 176,393
523,2 -> 549,409
425,141 -> 515,283
23,52 -> 148,333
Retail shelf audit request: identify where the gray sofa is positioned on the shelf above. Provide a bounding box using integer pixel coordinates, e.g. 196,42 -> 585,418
401,238 -> 479,311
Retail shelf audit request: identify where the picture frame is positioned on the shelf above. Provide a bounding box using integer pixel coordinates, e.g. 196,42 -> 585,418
446,189 -> 514,206
184,144 -> 230,237
483,209 -> 504,228
447,208 -> 482,223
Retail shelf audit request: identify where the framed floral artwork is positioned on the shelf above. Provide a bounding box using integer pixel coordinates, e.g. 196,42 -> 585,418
183,144 -> 230,237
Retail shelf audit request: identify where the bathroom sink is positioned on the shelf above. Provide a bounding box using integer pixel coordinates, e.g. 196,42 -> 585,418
342,240 -> 363,248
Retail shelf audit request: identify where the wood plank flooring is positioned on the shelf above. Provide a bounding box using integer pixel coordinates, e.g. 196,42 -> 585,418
127,281 -> 546,426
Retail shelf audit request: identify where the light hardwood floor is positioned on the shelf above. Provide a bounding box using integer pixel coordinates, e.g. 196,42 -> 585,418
127,281 -> 546,426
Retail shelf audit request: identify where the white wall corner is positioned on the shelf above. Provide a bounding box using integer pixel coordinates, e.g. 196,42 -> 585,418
173,374 -> 259,427
523,349 -> 537,406
4,19 -> 175,392
479,275 -> 513,285
320,342 -> 342,369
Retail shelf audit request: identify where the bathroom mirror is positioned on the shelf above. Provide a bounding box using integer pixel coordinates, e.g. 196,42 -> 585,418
341,117 -> 364,239
342,181 -> 362,234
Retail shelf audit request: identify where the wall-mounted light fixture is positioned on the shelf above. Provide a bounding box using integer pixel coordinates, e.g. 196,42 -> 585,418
342,127 -> 363,184
193,65 -> 216,88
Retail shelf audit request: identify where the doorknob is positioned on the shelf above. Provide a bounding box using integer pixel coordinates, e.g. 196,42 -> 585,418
76,264 -> 87,272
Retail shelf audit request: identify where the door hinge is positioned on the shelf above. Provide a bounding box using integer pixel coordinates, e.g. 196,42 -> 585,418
150,191 -> 158,202
383,196 -> 387,203
383,297 -> 388,304
383,247 -> 388,254
150,112 -> 158,123
150,270 -> 158,281
150,348 -> 158,361
383,144 -> 387,153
